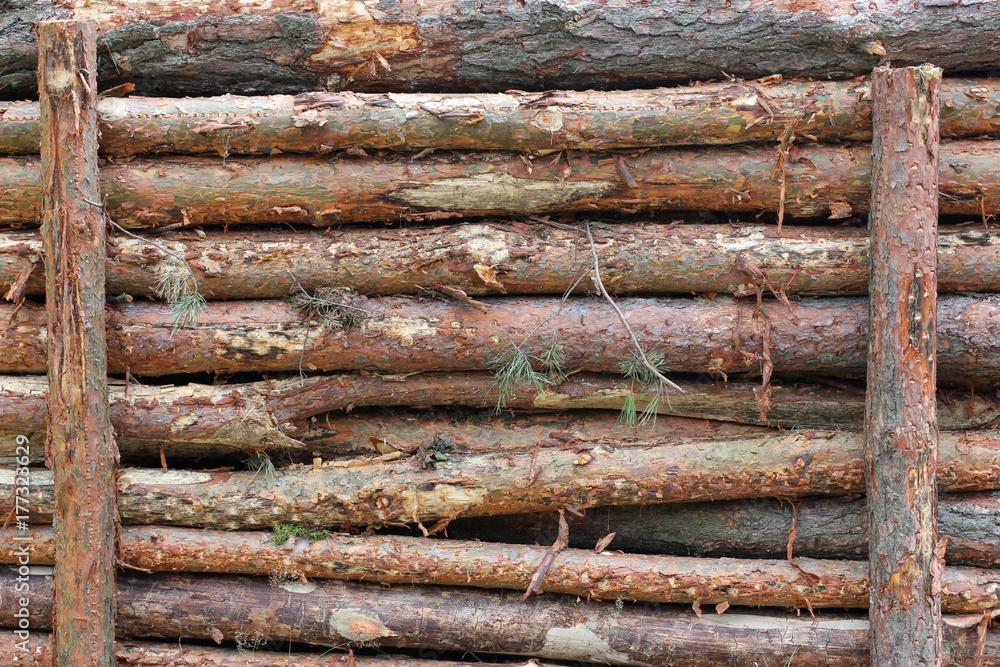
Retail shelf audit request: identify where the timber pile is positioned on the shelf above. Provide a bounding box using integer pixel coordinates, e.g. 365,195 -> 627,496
0,8 -> 999,667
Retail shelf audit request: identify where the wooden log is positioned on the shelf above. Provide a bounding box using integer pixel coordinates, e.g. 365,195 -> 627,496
4,294 -> 1000,382
0,636 -> 526,667
2,525 -> 998,613
4,2 -> 1000,97
2,141 -> 1000,227
865,63 -> 943,666
452,492 -> 1000,569
5,223 -> 1000,301
1,79 -> 1000,155
0,570 -> 997,667
3,373 -> 997,460
2,429 -> 998,530
37,20 -> 117,667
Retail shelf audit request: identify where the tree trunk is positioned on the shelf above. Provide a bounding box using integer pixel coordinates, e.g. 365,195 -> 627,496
38,20 -> 118,667
3,372 -> 997,461
451,492 -> 1000,569
2,525 -> 998,613
1,141 -> 1000,227
865,64 -> 943,667
0,570 -> 997,667
4,294 -> 1000,382
4,2 -> 1000,98
4,223 -> 1000,301
1,79 -> 1000,155
3,430 -> 998,529
0,637 -> 520,667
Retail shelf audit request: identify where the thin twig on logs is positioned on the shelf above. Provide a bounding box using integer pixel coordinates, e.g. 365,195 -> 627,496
523,509 -> 569,599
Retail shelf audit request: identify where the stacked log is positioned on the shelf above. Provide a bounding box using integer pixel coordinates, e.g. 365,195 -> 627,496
2,17 -> 1000,665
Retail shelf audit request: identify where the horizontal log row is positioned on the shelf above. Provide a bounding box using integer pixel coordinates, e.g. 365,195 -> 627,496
0,79 -> 999,155
4,294 -> 1000,380
1,525 -> 997,613
453,493 -> 1000,569
3,430 -> 998,529
1,141 -> 1000,227
4,223 -> 1000,300
3,373 -> 997,456
0,570 -> 996,666
3,1 -> 1000,97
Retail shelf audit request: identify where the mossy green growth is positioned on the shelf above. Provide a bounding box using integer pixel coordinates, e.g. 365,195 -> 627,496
271,523 -> 332,546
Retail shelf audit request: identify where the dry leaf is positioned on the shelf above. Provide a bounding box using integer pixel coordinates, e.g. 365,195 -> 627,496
594,532 -> 616,553
473,263 -> 506,292
691,600 -> 703,618
715,601 -> 730,614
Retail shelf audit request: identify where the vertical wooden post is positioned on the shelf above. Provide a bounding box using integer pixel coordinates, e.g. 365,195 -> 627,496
865,64 -> 942,666
38,21 -> 117,667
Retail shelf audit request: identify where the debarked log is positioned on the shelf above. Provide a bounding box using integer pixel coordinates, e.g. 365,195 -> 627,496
4,1 -> 1000,97
1,525 -> 998,613
2,430 -> 999,529
3,294 -> 1000,382
0,79 -> 999,155
4,223 -> 1000,301
1,141 -> 1000,227
3,373 -> 997,459
0,570 -> 996,667
0,636 -> 518,667
453,492 -> 1000,570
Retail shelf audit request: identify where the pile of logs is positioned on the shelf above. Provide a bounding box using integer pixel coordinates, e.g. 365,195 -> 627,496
1,7 -> 1000,667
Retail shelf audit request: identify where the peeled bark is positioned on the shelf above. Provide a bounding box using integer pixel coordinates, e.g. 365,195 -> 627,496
1,141 -> 1000,227
3,372 -> 997,461
0,637 -> 512,667
4,294 -> 1000,382
4,1 -> 1000,97
38,21 -> 117,667
4,223 -> 1000,301
0,570 -> 998,667
0,79 -> 1000,155
453,492 -> 1000,569
2,525 -> 998,613
2,429 -> 999,529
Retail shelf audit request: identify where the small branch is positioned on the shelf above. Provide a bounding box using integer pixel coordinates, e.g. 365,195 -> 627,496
523,509 -> 569,599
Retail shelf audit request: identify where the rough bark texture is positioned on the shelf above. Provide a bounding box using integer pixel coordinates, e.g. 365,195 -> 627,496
2,141 -> 1000,227
0,78 -> 999,155
4,2 -> 1000,97
4,223 -> 1000,301
4,294 -> 1000,382
2,525 -> 998,613
2,429 -> 999,529
38,21 -> 117,667
865,64 -> 943,667
453,492 -> 1000,569
0,637 -> 525,667
0,571 -> 997,667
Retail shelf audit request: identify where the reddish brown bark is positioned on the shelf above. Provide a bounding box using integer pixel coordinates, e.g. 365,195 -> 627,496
454,492 -> 1000,569
1,525 -> 998,613
4,294 -> 1000,383
1,79 -> 1000,155
1,141 -> 1000,227
38,21 -> 117,667
865,64 -> 943,667
4,223 -> 1000,301
2,429 -> 998,530
0,570 -> 997,667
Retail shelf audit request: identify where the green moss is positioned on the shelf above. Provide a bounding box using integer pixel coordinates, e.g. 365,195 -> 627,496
271,523 -> 332,546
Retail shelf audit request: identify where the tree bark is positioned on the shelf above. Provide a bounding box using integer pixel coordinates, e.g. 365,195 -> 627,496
452,492 -> 1000,569
3,373 -> 997,461
1,79 -> 1000,155
38,20 -> 117,667
1,141 -> 1000,227
2,525 -> 998,613
865,64 -> 943,667
2,429 -> 999,529
4,294 -> 1000,382
4,2 -> 1000,98
0,570 -> 997,667
5,223 -> 1000,301
0,637 -> 528,667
